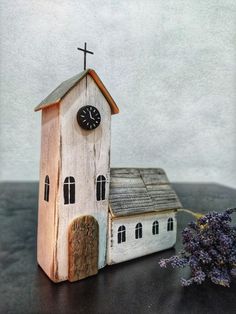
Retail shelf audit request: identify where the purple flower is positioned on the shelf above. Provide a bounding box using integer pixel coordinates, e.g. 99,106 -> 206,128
209,268 -> 231,287
159,256 -> 188,269
159,259 -> 168,268
180,278 -> 193,286
230,268 -> 236,277
192,270 -> 206,284
159,208 -> 236,287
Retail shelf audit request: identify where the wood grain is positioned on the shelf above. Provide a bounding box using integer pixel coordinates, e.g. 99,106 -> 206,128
56,75 -> 111,280
109,168 -> 182,217
37,104 -> 60,282
37,74 -> 112,282
89,69 -> 119,114
68,215 -> 98,282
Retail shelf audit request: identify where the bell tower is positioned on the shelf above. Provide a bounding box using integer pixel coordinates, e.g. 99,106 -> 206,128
35,67 -> 119,282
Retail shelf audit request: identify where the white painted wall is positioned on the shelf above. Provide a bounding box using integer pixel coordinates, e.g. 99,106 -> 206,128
107,211 -> 177,264
57,76 -> 111,280
0,1 -> 236,188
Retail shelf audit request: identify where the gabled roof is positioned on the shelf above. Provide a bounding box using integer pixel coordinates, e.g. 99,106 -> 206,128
109,168 -> 182,218
34,69 -> 119,114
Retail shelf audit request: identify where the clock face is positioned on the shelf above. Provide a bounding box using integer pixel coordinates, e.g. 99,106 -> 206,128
77,106 -> 101,130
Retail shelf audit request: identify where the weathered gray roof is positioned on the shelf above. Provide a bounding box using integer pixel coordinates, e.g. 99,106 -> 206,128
109,168 -> 182,217
35,70 -> 89,111
34,69 -> 119,114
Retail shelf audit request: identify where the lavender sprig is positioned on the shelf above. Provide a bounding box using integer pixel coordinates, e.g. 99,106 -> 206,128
159,208 -> 236,287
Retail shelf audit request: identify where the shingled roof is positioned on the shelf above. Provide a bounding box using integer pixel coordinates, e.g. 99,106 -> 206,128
34,69 -> 119,114
109,168 -> 182,217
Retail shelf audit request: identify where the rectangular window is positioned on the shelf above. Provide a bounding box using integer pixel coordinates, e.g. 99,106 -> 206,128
64,177 -> 75,204
44,175 -> 50,202
135,223 -> 142,239
118,226 -> 126,243
96,175 -> 106,201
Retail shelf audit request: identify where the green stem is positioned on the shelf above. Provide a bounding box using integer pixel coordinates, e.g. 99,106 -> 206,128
177,208 -> 203,219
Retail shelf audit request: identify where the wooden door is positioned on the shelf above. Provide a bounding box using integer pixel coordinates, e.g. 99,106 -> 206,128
68,215 -> 99,282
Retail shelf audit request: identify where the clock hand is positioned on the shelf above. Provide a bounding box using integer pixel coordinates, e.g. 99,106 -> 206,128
89,111 -> 95,120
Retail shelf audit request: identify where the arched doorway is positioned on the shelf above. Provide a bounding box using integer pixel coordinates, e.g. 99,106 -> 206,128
68,215 -> 99,282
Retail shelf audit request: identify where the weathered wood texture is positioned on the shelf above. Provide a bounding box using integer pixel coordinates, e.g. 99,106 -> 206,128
107,211 -> 177,265
34,69 -> 119,114
37,104 -> 60,282
68,216 -> 98,282
37,74 -> 112,282
109,168 -> 182,217
56,75 -> 111,280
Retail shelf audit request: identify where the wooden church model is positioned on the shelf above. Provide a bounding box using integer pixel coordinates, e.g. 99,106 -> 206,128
35,62 -> 182,283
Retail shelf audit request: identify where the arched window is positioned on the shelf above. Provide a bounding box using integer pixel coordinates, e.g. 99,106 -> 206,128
44,175 -> 50,202
96,175 -> 106,201
64,176 -> 75,204
117,225 -> 126,244
152,220 -> 159,235
135,223 -> 142,239
167,218 -> 174,231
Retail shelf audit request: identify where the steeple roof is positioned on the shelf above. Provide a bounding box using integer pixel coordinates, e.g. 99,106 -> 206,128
34,69 -> 119,114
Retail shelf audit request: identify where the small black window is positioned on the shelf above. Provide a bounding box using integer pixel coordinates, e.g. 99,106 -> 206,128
118,225 -> 126,244
96,175 -> 106,201
152,221 -> 159,235
167,218 -> 174,231
135,223 -> 142,239
64,177 -> 75,204
44,175 -> 50,202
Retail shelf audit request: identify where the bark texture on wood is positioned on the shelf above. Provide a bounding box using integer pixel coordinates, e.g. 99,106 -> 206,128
68,215 -> 99,282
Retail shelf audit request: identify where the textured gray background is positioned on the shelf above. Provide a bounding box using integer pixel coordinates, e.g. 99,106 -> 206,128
0,0 -> 236,187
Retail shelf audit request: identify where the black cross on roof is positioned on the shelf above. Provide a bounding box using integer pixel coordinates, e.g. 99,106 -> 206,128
77,42 -> 94,70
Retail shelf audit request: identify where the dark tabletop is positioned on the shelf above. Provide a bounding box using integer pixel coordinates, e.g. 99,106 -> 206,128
0,182 -> 236,314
